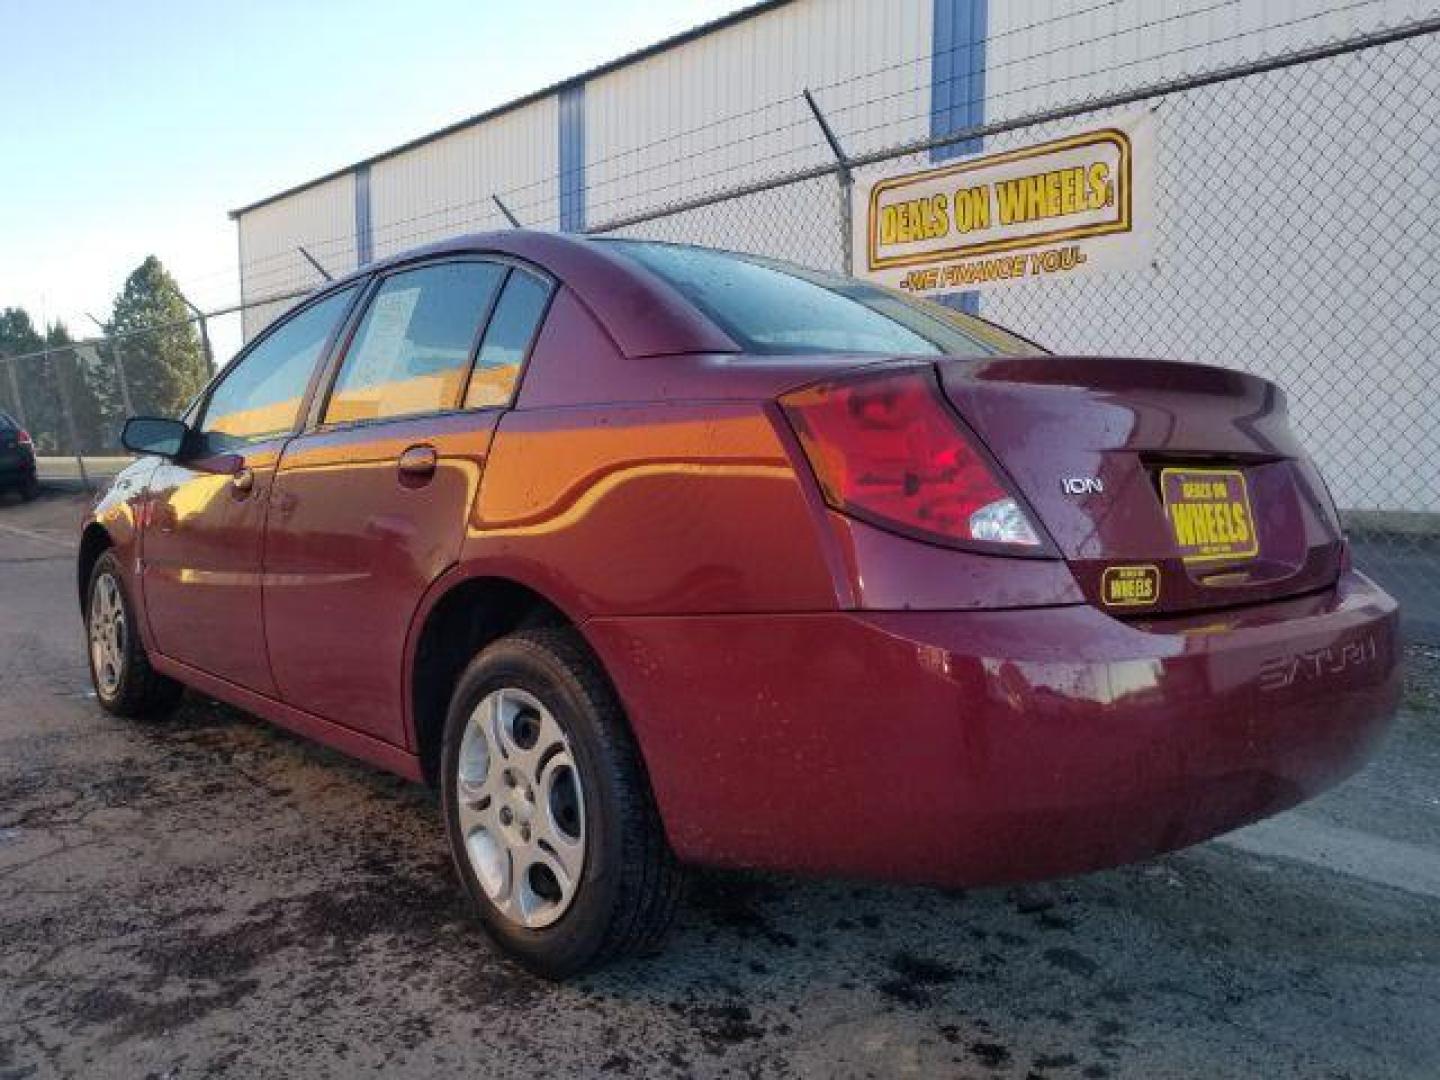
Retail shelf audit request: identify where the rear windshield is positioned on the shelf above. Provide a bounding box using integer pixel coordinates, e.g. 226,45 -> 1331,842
0,411 -> 15,431
599,240 -> 1040,358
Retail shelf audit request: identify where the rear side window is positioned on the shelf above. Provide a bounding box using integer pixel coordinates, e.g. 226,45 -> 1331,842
464,270 -> 550,409
326,261 -> 506,424
602,240 -> 1037,357
202,285 -> 358,449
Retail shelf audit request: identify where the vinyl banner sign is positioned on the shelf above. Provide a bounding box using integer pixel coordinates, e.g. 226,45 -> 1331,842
854,111 -> 1155,296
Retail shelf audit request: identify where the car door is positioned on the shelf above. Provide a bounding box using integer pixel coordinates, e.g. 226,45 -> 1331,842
263,257 -> 553,744
142,285 -> 360,693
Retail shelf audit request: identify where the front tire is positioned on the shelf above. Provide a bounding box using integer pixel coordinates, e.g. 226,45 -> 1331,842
86,550 -> 183,718
441,628 -> 682,978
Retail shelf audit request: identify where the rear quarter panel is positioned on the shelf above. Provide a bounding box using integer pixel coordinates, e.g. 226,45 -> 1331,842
467,401 -> 842,615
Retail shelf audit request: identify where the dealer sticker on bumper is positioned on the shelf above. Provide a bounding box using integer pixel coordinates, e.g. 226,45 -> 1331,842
1161,467 -> 1259,564
1102,564 -> 1161,607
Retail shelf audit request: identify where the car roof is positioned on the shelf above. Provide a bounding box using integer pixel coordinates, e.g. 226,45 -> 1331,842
318,230 -> 740,360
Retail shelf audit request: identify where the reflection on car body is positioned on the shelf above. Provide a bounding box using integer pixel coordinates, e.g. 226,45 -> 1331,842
78,232 -> 1400,977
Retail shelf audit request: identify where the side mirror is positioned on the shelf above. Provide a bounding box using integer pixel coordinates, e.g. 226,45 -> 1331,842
120,417 -> 188,459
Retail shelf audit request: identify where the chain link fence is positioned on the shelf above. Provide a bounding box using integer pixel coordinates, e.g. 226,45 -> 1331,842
589,19 -> 1440,638
2,16 -> 1435,635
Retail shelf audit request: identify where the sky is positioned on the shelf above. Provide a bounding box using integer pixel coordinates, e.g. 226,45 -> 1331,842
0,0 -> 753,359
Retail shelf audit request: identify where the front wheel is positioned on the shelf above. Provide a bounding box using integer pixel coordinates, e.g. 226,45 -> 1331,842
441,628 -> 682,978
86,550 -> 183,718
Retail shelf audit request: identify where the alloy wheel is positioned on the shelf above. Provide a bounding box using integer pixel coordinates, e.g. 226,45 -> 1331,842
455,687 -> 587,929
88,572 -> 126,698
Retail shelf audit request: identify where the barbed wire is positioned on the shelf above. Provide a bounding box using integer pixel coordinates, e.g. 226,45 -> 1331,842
161,0 -> 1431,301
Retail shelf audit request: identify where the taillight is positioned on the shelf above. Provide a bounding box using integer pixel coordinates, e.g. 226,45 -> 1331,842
781,368 -> 1044,552
17,429 -> 32,447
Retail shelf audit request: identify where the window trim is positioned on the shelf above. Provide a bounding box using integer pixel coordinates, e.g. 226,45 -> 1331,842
307,252 -> 555,435
190,280 -> 367,452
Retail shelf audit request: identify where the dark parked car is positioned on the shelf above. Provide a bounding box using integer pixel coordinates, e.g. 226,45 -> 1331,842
79,232 -> 1400,976
0,410 -> 38,501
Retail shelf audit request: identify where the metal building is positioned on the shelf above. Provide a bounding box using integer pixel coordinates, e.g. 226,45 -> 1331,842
232,0 -> 1424,320
230,0 -> 1438,521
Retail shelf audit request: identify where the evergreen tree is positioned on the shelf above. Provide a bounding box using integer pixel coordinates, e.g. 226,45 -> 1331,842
42,320 -> 110,454
110,256 -> 208,417
0,307 -> 63,452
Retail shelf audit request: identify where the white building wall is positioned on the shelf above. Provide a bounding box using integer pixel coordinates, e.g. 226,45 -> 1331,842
236,172 -> 356,340
368,97 -> 559,261
230,0 -> 1435,512
983,0 -> 1434,122
584,0 -> 933,263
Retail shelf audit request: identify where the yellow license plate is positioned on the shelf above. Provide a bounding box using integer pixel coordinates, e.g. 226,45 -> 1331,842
1160,467 -> 1259,564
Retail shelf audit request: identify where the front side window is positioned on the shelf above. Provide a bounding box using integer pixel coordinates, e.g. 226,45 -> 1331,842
325,261 -> 506,424
600,240 -> 1040,358
201,286 -> 358,450
464,269 -> 551,409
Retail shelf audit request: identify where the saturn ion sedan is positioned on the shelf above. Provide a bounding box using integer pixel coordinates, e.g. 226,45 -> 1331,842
80,232 -> 1400,976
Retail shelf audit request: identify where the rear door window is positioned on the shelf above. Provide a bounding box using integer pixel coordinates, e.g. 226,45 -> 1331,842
464,269 -> 551,409
325,261 -> 506,424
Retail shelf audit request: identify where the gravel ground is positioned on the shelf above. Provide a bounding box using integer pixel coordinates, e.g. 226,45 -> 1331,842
2,488 -> 1438,1079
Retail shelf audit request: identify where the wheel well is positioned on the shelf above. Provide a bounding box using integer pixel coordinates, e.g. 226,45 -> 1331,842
77,525 -> 112,611
410,577 -> 569,786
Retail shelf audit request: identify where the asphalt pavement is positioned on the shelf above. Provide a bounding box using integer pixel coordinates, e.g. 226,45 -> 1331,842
2,487 -> 1438,1079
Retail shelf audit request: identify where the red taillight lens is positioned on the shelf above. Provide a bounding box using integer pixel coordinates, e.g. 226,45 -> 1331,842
17,429 -> 32,447
781,368 -> 1043,551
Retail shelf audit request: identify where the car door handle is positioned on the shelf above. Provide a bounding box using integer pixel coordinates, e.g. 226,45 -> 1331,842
232,467 -> 255,494
398,444 -> 438,481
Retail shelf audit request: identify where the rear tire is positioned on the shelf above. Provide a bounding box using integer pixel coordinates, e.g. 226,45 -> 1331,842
19,473 -> 39,501
86,550 -> 183,718
441,627 -> 682,978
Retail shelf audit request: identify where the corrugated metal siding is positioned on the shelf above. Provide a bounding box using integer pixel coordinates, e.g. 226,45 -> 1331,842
237,173 -> 356,340
368,97 -> 558,261
983,0 -> 1433,122
584,0 -> 934,230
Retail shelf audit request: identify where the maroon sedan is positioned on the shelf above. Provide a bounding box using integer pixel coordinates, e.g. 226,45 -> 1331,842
80,232 -> 1399,976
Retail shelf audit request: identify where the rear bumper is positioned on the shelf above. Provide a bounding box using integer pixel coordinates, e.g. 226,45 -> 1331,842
0,455 -> 35,481
587,570 -> 1400,886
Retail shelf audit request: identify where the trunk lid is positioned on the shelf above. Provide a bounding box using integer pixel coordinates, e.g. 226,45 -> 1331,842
937,355 -> 1344,615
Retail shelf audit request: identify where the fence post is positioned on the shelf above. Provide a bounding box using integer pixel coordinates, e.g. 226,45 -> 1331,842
803,88 -> 855,275
3,357 -> 25,430
175,287 -> 216,375
110,336 -> 137,418
492,194 -> 523,228
48,345 -> 91,490
195,312 -> 216,375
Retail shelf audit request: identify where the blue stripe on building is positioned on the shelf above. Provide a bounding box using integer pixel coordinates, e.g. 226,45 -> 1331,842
558,84 -> 587,232
931,0 -> 987,313
354,164 -> 373,266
